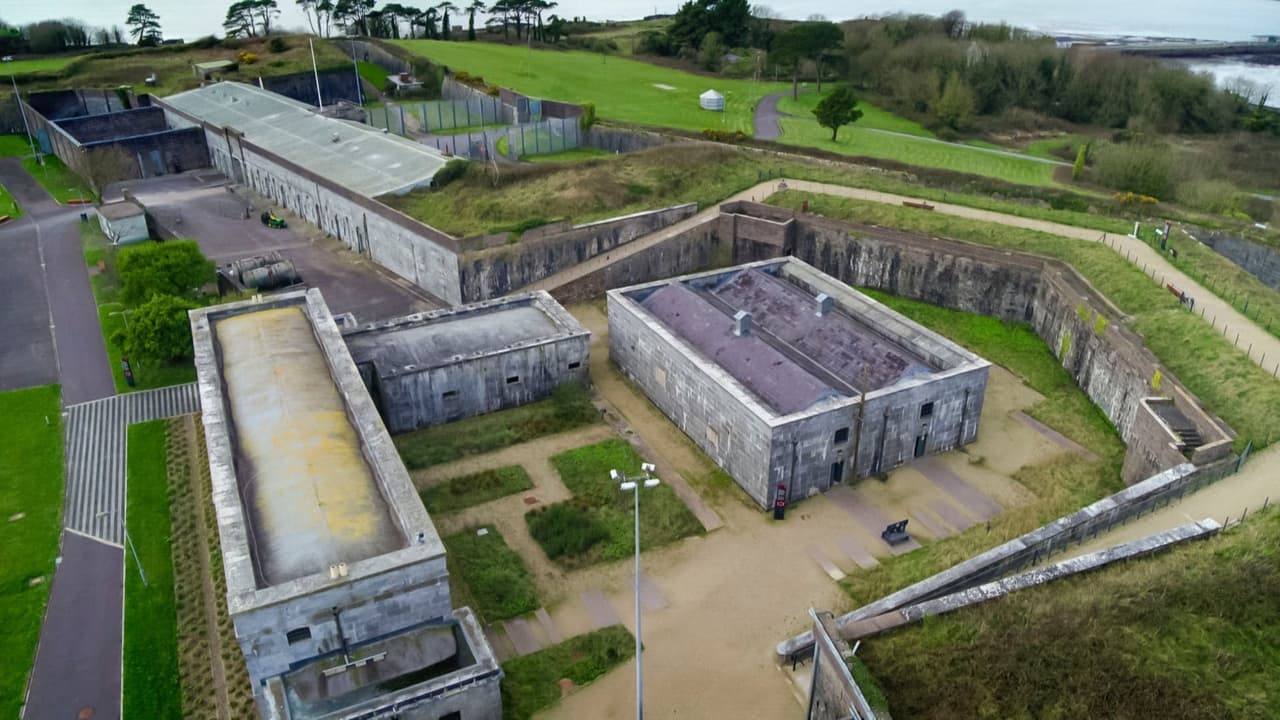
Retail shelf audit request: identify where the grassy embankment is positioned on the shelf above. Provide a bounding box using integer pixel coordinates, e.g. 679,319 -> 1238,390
23,153 -> 95,204
80,223 -> 197,392
863,507 -> 1280,719
0,134 -> 31,217
841,291 -> 1125,606
392,39 -> 787,134
443,525 -> 540,623
501,625 -> 635,720
395,381 -> 598,470
576,18 -> 673,56
0,385 -> 63,719
774,89 -> 1058,187
773,192 -> 1280,453
122,420 -> 182,719
421,466 -> 534,513
527,439 -> 702,569
1133,223 -> 1280,343
382,143 -> 1131,239
18,36 -> 351,98
2,55 -> 87,75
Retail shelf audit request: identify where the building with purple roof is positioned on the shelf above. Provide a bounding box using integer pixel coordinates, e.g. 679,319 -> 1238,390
607,258 -> 991,509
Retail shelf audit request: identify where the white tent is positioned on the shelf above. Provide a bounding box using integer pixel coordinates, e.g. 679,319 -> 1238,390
699,89 -> 725,112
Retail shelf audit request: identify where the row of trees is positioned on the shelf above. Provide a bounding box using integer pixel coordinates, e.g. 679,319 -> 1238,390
0,17 -> 128,55
292,0 -> 560,43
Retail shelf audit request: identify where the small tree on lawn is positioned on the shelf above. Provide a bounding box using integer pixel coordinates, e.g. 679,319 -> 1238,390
1073,143 -> 1088,181
83,146 -> 136,197
121,294 -> 199,363
813,86 -> 863,141
117,240 -> 215,306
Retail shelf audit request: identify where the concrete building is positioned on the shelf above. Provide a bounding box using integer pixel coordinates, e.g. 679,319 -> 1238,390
97,200 -> 149,244
191,289 -> 501,720
152,82 -> 464,304
344,290 -> 591,434
608,258 -> 990,509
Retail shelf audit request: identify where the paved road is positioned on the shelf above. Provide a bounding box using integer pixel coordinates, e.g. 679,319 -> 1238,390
750,94 -> 1067,166
23,531 -> 123,720
0,187 -> 58,391
0,157 -> 114,403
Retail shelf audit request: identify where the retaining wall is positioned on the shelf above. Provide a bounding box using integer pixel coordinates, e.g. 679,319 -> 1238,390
260,68 -> 364,107
57,106 -> 167,143
457,203 -> 700,301
776,458 -> 1237,659
1186,227 -> 1280,290
584,125 -> 675,154
551,216 -> 728,304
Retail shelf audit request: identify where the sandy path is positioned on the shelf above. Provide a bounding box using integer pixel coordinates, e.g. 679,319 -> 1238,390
528,306 -> 1070,719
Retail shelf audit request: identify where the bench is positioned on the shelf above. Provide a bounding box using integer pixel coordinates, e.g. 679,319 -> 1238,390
881,519 -> 912,546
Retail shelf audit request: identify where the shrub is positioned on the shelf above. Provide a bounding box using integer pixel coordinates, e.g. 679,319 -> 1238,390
1094,142 -> 1174,199
1072,143 -> 1087,181
119,294 -> 199,362
1176,178 -> 1243,216
190,35 -> 219,49
117,240 -> 215,306
701,128 -> 749,143
237,51 -> 258,65
267,36 -> 287,53
432,158 -> 470,189
526,501 -> 610,559
551,381 -> 597,426
578,102 -> 596,131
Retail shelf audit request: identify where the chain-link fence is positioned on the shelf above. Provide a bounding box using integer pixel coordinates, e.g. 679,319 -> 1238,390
421,130 -> 498,160
500,117 -> 582,160
417,96 -> 510,132
365,105 -> 409,136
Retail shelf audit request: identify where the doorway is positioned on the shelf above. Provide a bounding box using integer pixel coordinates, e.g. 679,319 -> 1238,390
829,460 -> 844,485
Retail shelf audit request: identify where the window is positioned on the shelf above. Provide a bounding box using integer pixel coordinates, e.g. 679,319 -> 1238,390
286,627 -> 311,645
506,375 -> 520,385
833,427 -> 850,444
438,712 -> 462,720
920,402 -> 935,418
442,390 -> 458,399
568,361 -> 582,370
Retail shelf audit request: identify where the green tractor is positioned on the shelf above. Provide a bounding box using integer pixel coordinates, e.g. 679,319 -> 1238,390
259,210 -> 287,229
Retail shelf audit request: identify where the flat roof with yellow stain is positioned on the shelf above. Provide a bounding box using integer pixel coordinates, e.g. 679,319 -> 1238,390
215,305 -> 405,586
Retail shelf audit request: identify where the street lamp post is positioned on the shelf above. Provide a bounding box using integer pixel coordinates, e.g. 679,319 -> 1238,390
97,510 -> 147,586
612,462 -> 659,720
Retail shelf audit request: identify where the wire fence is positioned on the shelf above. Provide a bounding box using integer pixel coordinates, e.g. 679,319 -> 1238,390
500,117 -> 582,160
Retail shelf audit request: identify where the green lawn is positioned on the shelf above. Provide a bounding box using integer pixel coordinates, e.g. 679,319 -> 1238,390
776,89 -> 935,138
421,465 -> 534,513
774,192 -> 1280,451
776,117 -> 1058,187
23,153 -> 95,204
529,439 -> 702,568
395,382 -> 598,470
443,525 -> 540,623
0,385 -> 64,720
123,420 -> 182,720
392,39 -> 787,134
81,224 -> 197,393
0,134 -> 36,156
0,184 -> 21,219
862,508 -> 1280,719
2,55 -> 85,75
500,625 -> 635,720
356,60 -> 391,91
524,146 -> 612,163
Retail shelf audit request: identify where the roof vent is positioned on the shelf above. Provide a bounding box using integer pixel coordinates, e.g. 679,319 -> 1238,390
331,132 -> 340,143
815,293 -> 833,317
733,310 -> 752,337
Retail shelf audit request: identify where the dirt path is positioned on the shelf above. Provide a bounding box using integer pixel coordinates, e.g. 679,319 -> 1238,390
181,415 -> 232,720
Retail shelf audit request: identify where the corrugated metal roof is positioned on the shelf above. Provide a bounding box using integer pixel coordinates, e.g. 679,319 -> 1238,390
163,81 -> 447,196
215,305 -> 404,586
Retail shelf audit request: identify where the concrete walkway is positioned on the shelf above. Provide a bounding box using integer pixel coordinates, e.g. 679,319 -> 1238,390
529,178 -> 1280,379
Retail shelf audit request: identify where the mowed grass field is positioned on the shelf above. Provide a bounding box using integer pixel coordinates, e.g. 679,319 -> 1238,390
0,385 -> 64,719
1,55 -> 86,75
774,89 -> 1058,186
392,39 -> 787,133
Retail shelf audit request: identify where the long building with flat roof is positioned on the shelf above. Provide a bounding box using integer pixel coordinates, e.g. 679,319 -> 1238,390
609,257 -> 991,509
192,289 -> 501,720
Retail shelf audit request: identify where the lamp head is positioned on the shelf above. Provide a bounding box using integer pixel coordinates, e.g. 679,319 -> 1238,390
620,481 -> 637,491
610,469 -> 621,481
641,462 -> 656,473
643,478 -> 660,488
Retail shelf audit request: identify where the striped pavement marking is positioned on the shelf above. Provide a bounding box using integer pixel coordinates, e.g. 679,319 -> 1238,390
62,383 -> 200,544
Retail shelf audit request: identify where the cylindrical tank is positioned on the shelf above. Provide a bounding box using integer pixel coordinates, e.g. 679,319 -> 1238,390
242,261 -> 300,290
229,255 -> 271,282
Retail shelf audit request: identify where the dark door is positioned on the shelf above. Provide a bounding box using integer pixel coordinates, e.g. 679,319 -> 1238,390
914,434 -> 927,458
829,460 -> 844,484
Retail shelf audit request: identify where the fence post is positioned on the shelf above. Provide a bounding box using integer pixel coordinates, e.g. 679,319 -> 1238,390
398,105 -> 406,136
